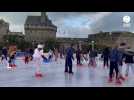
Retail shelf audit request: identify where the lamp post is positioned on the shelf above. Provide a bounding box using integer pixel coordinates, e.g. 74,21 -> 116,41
122,15 -> 131,49
91,40 -> 95,50
109,32 -> 112,47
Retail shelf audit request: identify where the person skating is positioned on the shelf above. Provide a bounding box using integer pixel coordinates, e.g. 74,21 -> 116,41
102,47 -> 110,68
54,48 -> 58,62
65,44 -> 74,74
1,47 -> 8,64
124,47 -> 134,78
29,48 -> 34,61
24,49 -> 30,64
48,49 -> 53,61
8,45 -> 17,69
76,46 -> 81,66
33,44 -> 44,77
108,45 -> 121,84
118,45 -> 125,81
88,49 -> 97,67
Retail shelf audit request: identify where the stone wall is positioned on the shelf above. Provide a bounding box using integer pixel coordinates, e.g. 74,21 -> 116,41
25,28 -> 56,42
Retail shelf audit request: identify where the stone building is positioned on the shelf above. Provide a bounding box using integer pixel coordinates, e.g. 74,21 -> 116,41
0,19 -> 23,44
88,31 -> 134,49
24,12 -> 57,43
0,19 -> 9,41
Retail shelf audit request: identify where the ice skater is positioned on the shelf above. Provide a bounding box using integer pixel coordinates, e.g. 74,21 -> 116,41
65,44 -> 74,74
24,49 -> 30,64
88,49 -> 97,68
108,45 -> 121,84
102,47 -> 110,68
117,45 -> 125,81
0,47 -> 8,65
54,48 -> 59,63
33,44 -> 44,77
29,48 -> 34,61
76,46 -> 81,66
7,45 -> 17,69
48,49 -> 53,61
124,47 -> 134,78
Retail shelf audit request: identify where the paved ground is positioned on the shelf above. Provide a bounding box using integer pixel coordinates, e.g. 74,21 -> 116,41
0,56 -> 134,87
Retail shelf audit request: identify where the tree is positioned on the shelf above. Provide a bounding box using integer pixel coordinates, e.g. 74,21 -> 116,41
44,38 -> 59,52
2,34 -> 32,51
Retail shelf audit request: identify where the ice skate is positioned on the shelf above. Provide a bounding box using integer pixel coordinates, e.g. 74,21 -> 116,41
12,64 -> 17,68
69,72 -> 74,75
7,64 -> 12,69
119,75 -> 125,81
115,79 -> 122,85
35,72 -> 43,77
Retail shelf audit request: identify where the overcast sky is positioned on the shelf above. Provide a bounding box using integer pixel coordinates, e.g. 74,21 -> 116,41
0,12 -> 133,38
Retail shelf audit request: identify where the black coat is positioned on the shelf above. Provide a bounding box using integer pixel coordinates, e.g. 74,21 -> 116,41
124,54 -> 134,63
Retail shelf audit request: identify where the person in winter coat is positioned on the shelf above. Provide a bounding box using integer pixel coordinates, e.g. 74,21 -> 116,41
76,46 -> 81,66
33,44 -> 44,77
117,46 -> 125,81
54,48 -> 58,62
109,45 -> 121,84
7,45 -> 17,69
102,47 -> 110,68
124,47 -> 134,77
65,44 -> 74,74
1,47 -> 8,64
88,49 -> 97,67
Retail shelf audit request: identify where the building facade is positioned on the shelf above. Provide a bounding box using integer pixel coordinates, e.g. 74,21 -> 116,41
24,12 -> 57,43
0,19 -> 23,44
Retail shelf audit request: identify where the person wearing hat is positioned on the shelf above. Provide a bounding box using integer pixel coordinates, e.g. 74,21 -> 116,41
33,44 -> 44,77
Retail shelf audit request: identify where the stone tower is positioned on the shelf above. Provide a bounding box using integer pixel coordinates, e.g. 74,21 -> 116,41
25,12 -> 57,43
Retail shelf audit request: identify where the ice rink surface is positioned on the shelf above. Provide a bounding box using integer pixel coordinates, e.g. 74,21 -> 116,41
0,56 -> 134,87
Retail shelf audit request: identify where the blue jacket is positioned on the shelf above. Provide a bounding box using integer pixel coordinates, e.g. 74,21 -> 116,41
2,48 -> 7,55
66,47 -> 74,60
109,48 -> 119,62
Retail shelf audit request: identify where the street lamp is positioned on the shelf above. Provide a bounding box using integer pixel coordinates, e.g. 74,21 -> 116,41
122,15 -> 131,48
91,40 -> 95,50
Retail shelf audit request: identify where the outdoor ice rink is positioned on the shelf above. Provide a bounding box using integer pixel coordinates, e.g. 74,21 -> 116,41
0,55 -> 134,87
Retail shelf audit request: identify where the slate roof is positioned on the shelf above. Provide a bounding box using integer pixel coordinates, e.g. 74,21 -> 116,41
25,16 -> 57,28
